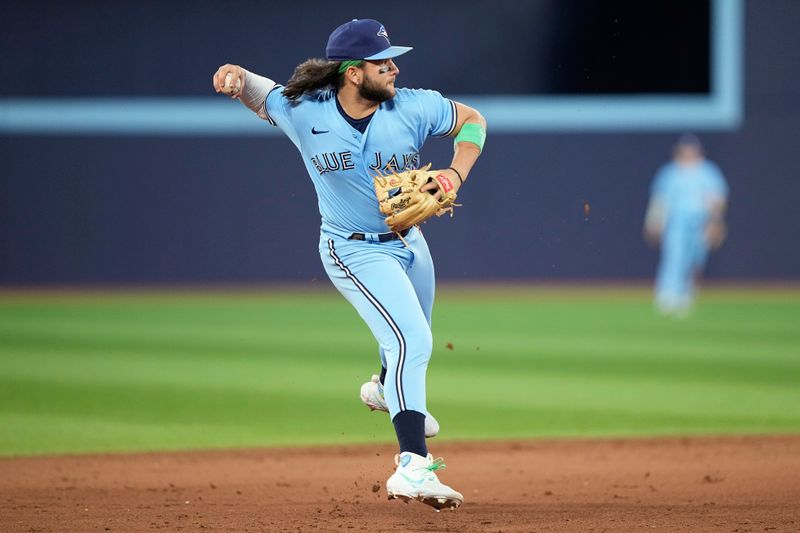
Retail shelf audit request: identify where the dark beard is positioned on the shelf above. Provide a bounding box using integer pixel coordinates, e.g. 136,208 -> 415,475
358,77 -> 393,102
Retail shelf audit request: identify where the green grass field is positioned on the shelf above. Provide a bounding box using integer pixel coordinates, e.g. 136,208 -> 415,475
1,285 -> 799,457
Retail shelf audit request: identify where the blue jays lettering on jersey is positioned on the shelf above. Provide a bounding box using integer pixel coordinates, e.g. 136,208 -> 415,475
264,87 -> 457,238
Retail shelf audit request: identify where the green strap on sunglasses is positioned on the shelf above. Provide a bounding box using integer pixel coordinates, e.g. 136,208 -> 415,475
338,60 -> 363,73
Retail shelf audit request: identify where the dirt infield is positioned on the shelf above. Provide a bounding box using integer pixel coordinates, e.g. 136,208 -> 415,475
2,435 -> 798,532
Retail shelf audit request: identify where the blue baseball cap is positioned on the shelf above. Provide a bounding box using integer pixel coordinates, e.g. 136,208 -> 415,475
676,132 -> 702,147
326,19 -> 412,61
675,132 -> 703,151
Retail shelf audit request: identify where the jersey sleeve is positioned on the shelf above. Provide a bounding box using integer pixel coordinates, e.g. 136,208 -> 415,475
264,86 -> 301,146
413,89 -> 458,138
705,162 -> 730,199
650,164 -> 671,199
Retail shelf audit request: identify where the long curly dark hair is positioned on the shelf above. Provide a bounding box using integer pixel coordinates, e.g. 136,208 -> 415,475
283,58 -> 347,101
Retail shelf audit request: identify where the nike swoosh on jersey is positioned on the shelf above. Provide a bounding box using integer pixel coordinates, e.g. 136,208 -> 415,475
311,127 -> 330,134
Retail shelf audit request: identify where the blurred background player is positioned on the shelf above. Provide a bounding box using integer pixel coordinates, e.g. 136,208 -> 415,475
644,134 -> 730,316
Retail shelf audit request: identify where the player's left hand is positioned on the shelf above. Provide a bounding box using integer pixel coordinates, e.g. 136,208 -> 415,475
705,220 -> 727,249
420,168 -> 461,200
374,164 -> 460,232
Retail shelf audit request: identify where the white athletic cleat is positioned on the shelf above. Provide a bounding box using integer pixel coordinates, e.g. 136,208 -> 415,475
360,375 -> 440,438
359,375 -> 389,411
386,452 -> 463,510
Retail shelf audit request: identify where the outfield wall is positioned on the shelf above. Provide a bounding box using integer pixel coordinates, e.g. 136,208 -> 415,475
1,1 -> 798,283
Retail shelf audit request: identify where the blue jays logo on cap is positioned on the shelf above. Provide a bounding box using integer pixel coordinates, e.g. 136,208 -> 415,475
326,18 -> 413,61
377,25 -> 390,44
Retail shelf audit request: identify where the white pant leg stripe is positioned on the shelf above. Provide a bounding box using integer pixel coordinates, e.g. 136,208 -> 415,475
327,239 -> 407,411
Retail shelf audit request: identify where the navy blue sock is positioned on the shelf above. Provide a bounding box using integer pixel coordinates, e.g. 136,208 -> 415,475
379,366 -> 387,385
392,410 -> 427,457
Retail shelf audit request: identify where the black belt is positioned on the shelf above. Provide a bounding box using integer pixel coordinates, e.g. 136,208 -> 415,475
348,228 -> 411,242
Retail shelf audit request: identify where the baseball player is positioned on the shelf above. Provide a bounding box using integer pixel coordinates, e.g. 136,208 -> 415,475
213,18 -> 486,510
644,134 -> 729,316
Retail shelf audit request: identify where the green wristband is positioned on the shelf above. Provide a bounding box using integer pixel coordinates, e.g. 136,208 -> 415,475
454,122 -> 486,153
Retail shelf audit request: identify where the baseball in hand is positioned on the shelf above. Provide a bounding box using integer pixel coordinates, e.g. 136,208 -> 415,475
224,72 -> 242,94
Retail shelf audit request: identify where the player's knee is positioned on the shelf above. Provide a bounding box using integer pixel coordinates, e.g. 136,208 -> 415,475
405,327 -> 433,363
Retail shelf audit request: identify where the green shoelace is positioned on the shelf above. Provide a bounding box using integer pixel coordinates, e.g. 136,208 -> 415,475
426,457 -> 446,472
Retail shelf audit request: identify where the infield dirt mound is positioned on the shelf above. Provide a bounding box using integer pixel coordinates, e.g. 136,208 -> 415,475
2,435 -> 798,532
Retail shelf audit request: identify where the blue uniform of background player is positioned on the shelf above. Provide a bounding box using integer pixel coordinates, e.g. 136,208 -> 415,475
213,18 -> 486,510
644,134 -> 729,316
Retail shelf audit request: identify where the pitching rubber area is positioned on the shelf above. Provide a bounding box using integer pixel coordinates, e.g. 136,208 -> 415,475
2,435 -> 798,532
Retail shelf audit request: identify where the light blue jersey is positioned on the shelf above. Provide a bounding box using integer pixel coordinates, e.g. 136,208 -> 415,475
651,160 -> 729,226
265,87 -> 457,238
259,84 -> 460,424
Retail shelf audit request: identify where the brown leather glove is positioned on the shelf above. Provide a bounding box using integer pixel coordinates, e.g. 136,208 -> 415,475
373,164 -> 459,233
